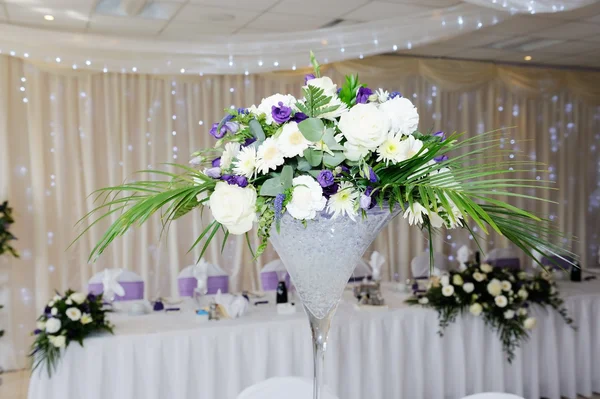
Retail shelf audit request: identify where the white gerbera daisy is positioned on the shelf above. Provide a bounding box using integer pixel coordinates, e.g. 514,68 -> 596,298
256,137 -> 285,174
326,181 -> 359,220
233,146 -> 257,178
278,122 -> 310,158
397,135 -> 425,162
66,307 -> 82,321
220,142 -> 241,170
376,133 -> 403,165
403,202 -> 427,226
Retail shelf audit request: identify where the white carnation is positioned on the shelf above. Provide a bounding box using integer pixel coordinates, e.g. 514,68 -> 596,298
501,280 -> 512,292
209,182 -> 257,235
338,103 -> 390,150
45,318 -> 61,334
469,303 -> 483,316
379,96 -> 419,135
480,263 -> 494,273
487,279 -> 503,297
495,295 -> 508,308
442,285 -> 455,297
66,307 -> 82,321
452,274 -> 464,286
473,272 -> 486,282
286,175 -> 327,220
69,292 -> 87,305
277,122 -> 310,158
462,282 -> 474,293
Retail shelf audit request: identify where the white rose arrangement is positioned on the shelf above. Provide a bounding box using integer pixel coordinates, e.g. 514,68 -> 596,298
407,263 -> 574,362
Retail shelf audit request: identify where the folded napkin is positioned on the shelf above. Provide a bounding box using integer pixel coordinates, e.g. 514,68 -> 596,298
457,245 -> 472,271
102,269 -> 125,300
192,258 -> 209,295
215,290 -> 249,319
369,251 -> 385,281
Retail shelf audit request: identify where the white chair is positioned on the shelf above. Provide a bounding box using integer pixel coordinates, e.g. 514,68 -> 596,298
88,268 -> 144,301
237,377 -> 338,399
461,393 -> 524,399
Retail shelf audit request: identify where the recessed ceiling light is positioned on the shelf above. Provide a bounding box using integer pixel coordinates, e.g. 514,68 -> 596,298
44,15 -> 54,21
524,55 -> 532,61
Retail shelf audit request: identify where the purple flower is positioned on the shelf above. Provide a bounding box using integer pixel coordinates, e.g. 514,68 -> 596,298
153,300 -> 164,312
221,174 -> 248,187
368,167 -> 378,183
304,74 -> 316,84
322,182 -> 339,199
434,155 -> 449,163
390,91 -> 402,99
356,87 -> 373,104
33,329 -> 42,335
274,194 -> 285,224
359,194 -> 372,210
205,167 -> 222,179
237,108 -> 249,115
292,112 -> 308,123
224,121 -> 240,134
336,87 -> 342,95
271,101 -> 292,124
243,137 -> 257,147
210,122 -> 227,139
87,293 -> 96,302
433,131 -> 446,141
212,157 -> 221,167
317,170 -> 335,187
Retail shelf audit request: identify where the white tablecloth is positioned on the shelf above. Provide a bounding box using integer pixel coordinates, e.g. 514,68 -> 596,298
29,282 -> 600,399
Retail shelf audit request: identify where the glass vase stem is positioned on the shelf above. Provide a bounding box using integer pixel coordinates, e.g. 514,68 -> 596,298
306,305 -> 334,399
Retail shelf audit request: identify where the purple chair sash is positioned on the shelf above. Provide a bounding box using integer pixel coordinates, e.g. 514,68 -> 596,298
260,271 -> 291,291
177,276 -> 229,297
88,281 -> 144,301
489,258 -> 521,269
542,256 -> 573,270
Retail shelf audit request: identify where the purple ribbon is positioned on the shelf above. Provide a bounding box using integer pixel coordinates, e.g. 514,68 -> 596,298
260,271 -> 291,291
88,281 -> 144,301
489,258 -> 521,269
177,276 -> 229,297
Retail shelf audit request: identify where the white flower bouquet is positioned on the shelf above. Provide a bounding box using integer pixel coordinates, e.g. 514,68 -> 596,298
30,290 -> 113,376
407,265 -> 573,361
76,52 -> 573,271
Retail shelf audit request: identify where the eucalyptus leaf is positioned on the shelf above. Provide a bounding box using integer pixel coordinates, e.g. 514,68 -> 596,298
259,176 -> 284,196
303,148 -> 323,167
298,118 -> 325,142
307,170 -> 322,178
249,119 -> 266,143
323,152 -> 346,168
296,157 -> 312,171
281,165 -> 294,189
322,129 -> 345,151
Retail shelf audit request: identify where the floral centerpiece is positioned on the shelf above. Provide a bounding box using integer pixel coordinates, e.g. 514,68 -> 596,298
0,200 -> 18,341
30,291 -> 113,376
406,264 -> 573,361
74,53 -> 573,397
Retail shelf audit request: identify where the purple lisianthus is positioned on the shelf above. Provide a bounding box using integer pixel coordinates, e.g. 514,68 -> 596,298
304,74 -> 316,84
434,154 -> 449,163
433,131 -> 446,141
205,167 -> 222,179
368,167 -> 378,183
292,112 -> 308,123
271,101 -> 292,124
212,157 -> 221,167
360,187 -> 377,210
243,137 -> 257,147
390,91 -> 402,99
33,328 -> 42,335
224,121 -> 240,134
336,87 -> 342,95
237,107 -> 249,115
210,122 -> 227,139
87,293 -> 96,301
317,170 -> 335,187
356,87 -> 373,104
222,174 -> 248,188
322,182 -> 339,199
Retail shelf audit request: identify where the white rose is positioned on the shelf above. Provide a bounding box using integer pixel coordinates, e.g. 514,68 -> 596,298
501,280 -> 512,292
65,298 -> 73,305
517,308 -> 528,316
256,93 -> 297,125
81,313 -> 93,325
473,272 -> 486,282
343,142 -> 370,162
495,295 -> 508,308
469,303 -> 483,316
452,274 -> 464,286
480,263 -> 493,273
418,297 -> 429,305
504,309 -> 515,319
51,307 -> 58,316
518,289 -> 528,300
49,335 -> 66,349
305,76 -> 337,97
462,282 -> 474,293
209,182 -> 257,235
442,285 -> 455,297
378,96 -> 419,135
286,175 -> 327,220
45,318 -> 61,334
441,275 -> 450,287
524,317 -> 537,330
69,292 -> 87,305
487,279 -> 503,297
338,103 -> 390,150
36,321 -> 46,330
66,307 -> 82,322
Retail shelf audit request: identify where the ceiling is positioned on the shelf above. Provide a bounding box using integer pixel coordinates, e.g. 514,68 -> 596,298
0,0 -> 599,70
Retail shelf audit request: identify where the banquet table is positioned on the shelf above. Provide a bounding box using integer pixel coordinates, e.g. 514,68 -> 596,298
28,281 -> 600,399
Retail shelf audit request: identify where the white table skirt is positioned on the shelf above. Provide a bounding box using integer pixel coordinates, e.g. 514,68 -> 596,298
28,282 -> 600,399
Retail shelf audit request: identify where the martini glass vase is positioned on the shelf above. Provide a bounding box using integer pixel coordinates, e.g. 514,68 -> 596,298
269,206 -> 400,399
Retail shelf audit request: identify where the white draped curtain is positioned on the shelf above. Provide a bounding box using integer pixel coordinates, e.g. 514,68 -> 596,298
1,54 -> 599,370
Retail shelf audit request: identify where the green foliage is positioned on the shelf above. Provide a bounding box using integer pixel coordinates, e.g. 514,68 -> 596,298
309,50 -> 321,78
248,119 -> 266,144
295,86 -> 339,118
0,201 -> 18,258
255,198 -> 275,258
259,166 -> 294,197
338,74 -> 363,107
298,118 -> 325,142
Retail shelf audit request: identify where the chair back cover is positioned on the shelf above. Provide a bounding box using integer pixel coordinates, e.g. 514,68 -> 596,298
411,251 -> 447,277
486,248 -> 521,270
178,263 -> 229,296
88,268 -> 144,301
236,377 -> 338,399
541,255 -> 574,271
260,259 -> 291,291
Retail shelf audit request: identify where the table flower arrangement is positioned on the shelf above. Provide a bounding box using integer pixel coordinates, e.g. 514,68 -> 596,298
30,291 -> 113,376
406,264 -> 573,361
0,200 -> 18,341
